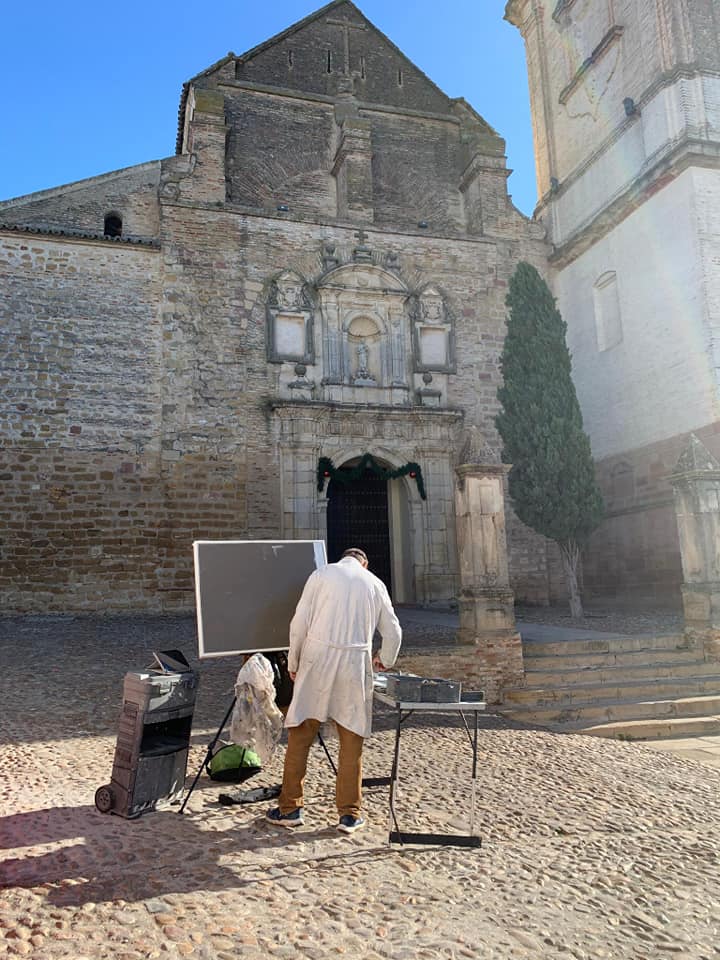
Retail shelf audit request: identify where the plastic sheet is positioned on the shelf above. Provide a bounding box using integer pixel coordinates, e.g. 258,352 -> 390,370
230,654 -> 284,764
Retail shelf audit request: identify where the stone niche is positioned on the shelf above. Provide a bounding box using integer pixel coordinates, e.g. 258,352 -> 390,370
266,269 -> 315,364
316,263 -> 412,406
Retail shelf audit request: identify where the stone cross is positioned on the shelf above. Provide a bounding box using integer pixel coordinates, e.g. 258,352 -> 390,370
354,229 -> 369,245
326,16 -> 367,76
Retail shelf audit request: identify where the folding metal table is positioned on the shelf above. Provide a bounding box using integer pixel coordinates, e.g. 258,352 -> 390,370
374,690 -> 487,847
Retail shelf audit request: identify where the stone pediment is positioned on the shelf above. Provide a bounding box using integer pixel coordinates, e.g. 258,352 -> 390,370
318,262 -> 407,294
230,1 -> 455,116
673,434 -> 720,477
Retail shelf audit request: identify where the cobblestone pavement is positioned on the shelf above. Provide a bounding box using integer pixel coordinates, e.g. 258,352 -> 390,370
1,615 -> 719,960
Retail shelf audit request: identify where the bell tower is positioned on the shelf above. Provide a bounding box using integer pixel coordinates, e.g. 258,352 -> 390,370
504,0 -> 720,251
506,0 -> 720,601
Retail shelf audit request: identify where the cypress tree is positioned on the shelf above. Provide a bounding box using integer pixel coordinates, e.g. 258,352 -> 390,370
496,262 -> 604,618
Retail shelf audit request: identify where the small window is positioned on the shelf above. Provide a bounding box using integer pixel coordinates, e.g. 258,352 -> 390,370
593,270 -> 622,351
360,56 -> 366,80
610,461 -> 634,502
326,49 -> 332,73
104,213 -> 123,238
288,49 -> 294,67
397,68 -> 403,87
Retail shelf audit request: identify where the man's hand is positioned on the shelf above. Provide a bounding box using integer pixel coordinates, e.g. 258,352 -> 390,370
372,655 -> 386,672
290,671 -> 297,681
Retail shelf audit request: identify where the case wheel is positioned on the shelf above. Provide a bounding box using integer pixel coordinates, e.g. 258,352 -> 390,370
94,784 -> 115,814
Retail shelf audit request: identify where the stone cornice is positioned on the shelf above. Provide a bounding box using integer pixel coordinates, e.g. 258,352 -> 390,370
537,64 -> 720,211
552,0 -> 576,22
459,156 -> 510,193
158,198 -> 501,246
548,140 -> 720,267
504,0 -> 530,29
216,79 -> 463,128
269,399 -> 464,420
0,222 -> 160,249
456,463 -> 510,479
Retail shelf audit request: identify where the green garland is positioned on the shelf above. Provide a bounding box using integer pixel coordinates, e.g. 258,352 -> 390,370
317,454 -> 427,500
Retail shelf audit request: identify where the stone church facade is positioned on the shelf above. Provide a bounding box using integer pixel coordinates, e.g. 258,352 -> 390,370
0,0 -> 558,613
507,0 -> 720,604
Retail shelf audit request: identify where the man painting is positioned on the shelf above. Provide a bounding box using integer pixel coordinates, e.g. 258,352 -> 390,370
266,547 -> 402,833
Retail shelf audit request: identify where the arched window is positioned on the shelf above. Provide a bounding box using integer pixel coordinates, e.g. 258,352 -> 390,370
593,270 -> 622,351
104,212 -> 123,238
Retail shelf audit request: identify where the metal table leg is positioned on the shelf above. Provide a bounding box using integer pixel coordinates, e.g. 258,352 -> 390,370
388,705 -> 403,841
469,709 -> 478,836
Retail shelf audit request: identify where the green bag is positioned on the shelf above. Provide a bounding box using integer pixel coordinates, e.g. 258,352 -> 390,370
206,742 -> 262,783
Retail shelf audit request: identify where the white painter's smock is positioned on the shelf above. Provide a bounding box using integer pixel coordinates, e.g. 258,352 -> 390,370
285,557 -> 402,738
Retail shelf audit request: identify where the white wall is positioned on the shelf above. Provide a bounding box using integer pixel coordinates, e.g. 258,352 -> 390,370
554,167 -> 720,459
547,75 -> 720,246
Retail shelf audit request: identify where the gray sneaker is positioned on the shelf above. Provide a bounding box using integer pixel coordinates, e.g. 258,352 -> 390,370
337,814 -> 365,834
266,806 -> 304,828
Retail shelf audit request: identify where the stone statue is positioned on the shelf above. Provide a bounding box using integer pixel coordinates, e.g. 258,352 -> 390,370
356,341 -> 370,379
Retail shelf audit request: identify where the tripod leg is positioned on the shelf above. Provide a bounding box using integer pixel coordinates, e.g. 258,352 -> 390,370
316,729 -> 338,776
178,696 -> 237,815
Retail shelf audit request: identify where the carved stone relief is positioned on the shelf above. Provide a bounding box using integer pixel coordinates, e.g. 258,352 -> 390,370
412,285 -> 455,373
266,270 -> 314,364
265,250 -> 456,407
316,262 -> 410,403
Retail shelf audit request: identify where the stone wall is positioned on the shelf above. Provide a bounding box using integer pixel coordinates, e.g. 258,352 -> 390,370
231,4 -> 453,115
0,1 -> 556,614
553,168 -> 718,463
583,423 -> 720,603
0,233 -> 164,611
0,163 -> 161,240
0,199 -> 553,613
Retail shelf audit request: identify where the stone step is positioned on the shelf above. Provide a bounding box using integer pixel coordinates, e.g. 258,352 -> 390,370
523,658 -> 716,687
577,715 -> 720,741
503,693 -> 720,727
503,674 -> 720,707
520,634 -> 689,658
521,646 -> 699,670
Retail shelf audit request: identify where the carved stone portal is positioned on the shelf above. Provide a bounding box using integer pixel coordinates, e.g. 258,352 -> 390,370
316,262 -> 410,404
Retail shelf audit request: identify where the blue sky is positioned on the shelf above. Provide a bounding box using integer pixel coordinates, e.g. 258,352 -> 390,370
2,0 -> 537,215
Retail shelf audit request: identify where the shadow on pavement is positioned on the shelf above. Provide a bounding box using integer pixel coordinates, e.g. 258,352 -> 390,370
0,802 -> 398,907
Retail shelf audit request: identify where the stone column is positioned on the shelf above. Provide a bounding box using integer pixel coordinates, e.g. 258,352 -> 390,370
670,434 -> 720,660
454,455 -> 525,702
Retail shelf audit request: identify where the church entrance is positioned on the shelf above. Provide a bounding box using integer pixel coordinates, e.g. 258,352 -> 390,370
326,466 -> 393,595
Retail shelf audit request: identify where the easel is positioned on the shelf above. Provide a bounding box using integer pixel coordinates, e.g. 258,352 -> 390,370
178,695 -> 388,814
179,696 -> 237,814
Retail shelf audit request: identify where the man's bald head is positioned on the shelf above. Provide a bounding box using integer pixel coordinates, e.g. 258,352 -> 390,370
342,548 -> 369,568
